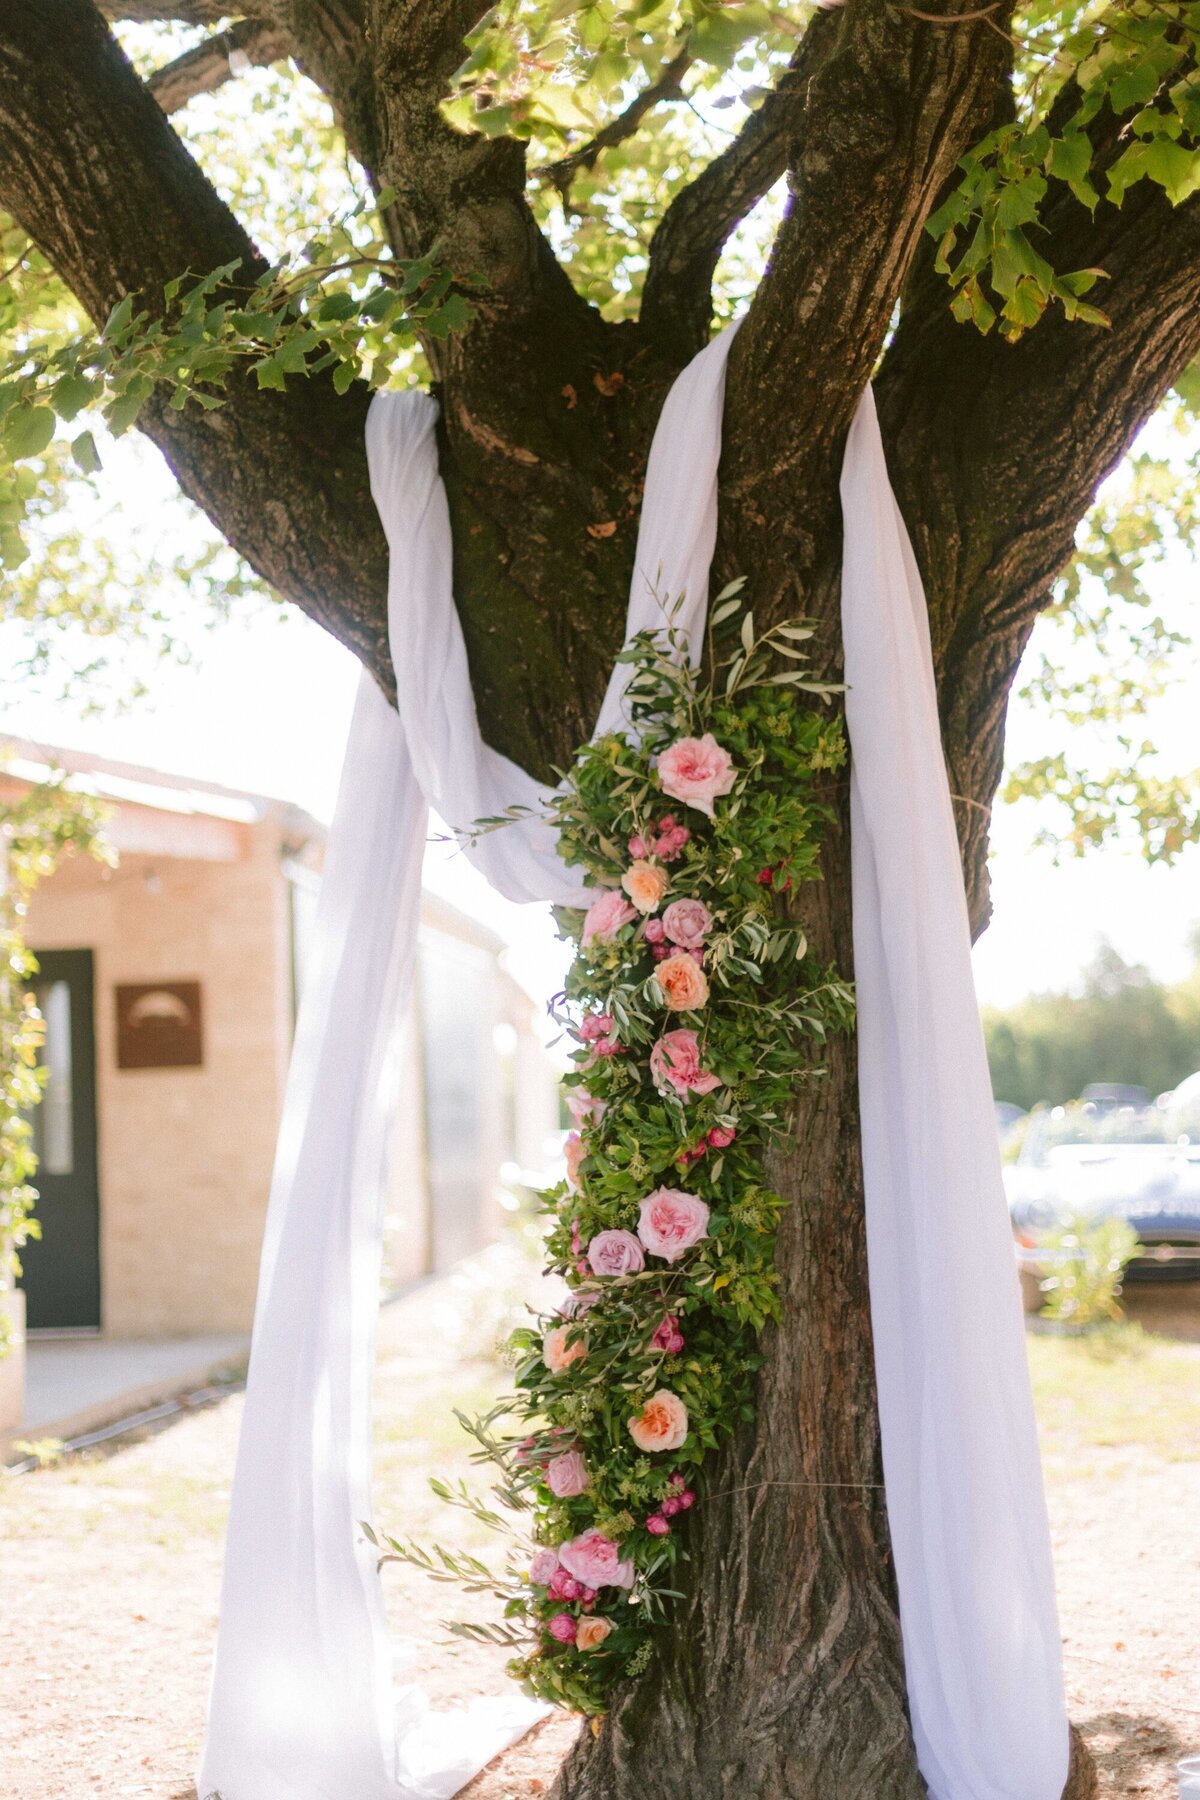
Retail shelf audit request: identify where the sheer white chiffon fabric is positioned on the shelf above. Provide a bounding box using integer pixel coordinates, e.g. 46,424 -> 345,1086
198,327 -> 1069,1800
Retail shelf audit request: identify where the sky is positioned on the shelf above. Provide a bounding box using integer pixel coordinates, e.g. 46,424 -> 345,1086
5,422 -> 1199,1015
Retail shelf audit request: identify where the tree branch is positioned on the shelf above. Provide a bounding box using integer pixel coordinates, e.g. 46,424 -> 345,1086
147,19 -> 292,113
533,48 -> 693,202
0,0 -> 392,688
640,25 -> 838,355
871,102 -> 1200,923
97,0 -> 249,21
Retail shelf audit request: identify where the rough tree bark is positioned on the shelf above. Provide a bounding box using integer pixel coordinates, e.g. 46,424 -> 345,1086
5,2 -> 1200,1791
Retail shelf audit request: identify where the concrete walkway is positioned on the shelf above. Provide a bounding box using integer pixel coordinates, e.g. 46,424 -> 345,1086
10,1332 -> 249,1448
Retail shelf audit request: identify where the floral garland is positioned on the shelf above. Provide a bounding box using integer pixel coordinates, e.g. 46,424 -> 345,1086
381,595 -> 854,1716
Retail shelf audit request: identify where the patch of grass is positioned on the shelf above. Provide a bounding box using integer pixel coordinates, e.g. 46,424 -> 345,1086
1028,1322 -> 1200,1464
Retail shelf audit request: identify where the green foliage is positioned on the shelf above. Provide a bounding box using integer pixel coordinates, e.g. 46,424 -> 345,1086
0,777 -> 112,1355
1035,1213 -> 1140,1327
983,941 -> 1200,1110
386,594 -> 853,1714
928,1 -> 1200,339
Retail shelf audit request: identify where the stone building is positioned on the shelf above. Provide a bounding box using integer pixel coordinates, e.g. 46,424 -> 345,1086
1,741 -> 559,1363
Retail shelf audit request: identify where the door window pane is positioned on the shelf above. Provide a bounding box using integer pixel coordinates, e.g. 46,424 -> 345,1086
34,979 -> 73,1176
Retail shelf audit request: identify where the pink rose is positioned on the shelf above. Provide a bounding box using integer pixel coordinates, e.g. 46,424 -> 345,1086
559,1528 -> 635,1590
637,1188 -> 710,1263
621,859 -> 670,915
530,1549 -> 560,1586
649,1029 -> 722,1099
548,1566 -> 581,1601
575,1616 -> 613,1651
546,1450 -> 590,1498
628,834 -> 649,858
547,1612 -> 578,1644
627,1388 -> 690,1453
644,917 -> 666,944
586,1229 -> 645,1277
654,824 -> 691,861
657,734 -> 736,818
652,1314 -> 685,1354
564,1132 -> 585,1189
646,1514 -> 670,1536
582,889 -> 638,948
662,898 -> 712,949
566,1088 -> 605,1127
653,953 -> 710,1012
543,1323 -> 588,1373
707,1124 -> 736,1149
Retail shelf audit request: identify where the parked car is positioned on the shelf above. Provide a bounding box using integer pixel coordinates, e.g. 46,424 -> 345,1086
1005,1089 -> 1200,1306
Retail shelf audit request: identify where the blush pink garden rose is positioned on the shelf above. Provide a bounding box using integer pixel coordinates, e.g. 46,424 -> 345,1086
529,1549 -> 560,1586
575,1616 -> 613,1652
648,1028 -> 722,1099
564,1132 -> 585,1190
558,1528 -> 635,1590
542,1323 -> 588,1374
653,952 -> 710,1012
657,733 -> 736,818
547,1612 -> 578,1644
661,897 -> 713,949
627,1388 -> 690,1454
581,888 -> 638,948
621,858 -> 670,915
566,1088 -> 605,1128
638,1188 -> 710,1263
546,1449 -> 590,1498
586,1229 -> 646,1278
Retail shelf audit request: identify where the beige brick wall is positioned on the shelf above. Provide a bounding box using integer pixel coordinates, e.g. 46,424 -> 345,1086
24,819 -> 292,1337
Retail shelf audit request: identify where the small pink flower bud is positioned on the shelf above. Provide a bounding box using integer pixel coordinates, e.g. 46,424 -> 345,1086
678,1489 -> 696,1509
707,1125 -> 736,1149
548,1612 -> 578,1644
628,834 -> 649,858
660,1496 -> 682,1517
644,917 -> 666,943
756,866 -> 773,886
646,1515 -> 670,1536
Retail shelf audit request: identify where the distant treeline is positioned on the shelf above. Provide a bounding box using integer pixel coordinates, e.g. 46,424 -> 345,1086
983,940 -> 1200,1113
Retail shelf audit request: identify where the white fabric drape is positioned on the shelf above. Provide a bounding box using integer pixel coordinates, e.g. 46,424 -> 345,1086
842,392 -> 1069,1800
199,329 -> 1069,1800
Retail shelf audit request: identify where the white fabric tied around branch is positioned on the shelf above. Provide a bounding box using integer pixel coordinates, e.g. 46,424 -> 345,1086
199,327 -> 1068,1800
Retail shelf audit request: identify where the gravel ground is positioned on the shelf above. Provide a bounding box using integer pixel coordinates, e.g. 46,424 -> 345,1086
0,1258 -> 1195,1800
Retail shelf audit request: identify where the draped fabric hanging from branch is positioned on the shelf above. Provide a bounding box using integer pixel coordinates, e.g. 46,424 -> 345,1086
198,328 -> 1069,1800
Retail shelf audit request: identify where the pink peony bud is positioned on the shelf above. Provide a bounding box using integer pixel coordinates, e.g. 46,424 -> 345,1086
756,867 -> 773,886
707,1125 -> 736,1149
678,1489 -> 696,1509
646,1515 -> 670,1536
660,1496 -> 682,1517
652,1313 -> 684,1352
548,1612 -> 578,1644
659,815 -> 676,830
644,917 -> 666,944
628,834 -> 649,859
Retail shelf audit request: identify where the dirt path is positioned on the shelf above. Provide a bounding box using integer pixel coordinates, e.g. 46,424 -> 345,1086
0,1260 -> 1196,1798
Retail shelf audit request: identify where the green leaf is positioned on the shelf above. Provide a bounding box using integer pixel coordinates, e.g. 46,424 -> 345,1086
3,405 -> 56,461
1144,137 -> 1200,205
71,430 -> 101,475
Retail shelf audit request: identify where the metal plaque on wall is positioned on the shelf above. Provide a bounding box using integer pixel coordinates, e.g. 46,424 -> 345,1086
115,981 -> 204,1070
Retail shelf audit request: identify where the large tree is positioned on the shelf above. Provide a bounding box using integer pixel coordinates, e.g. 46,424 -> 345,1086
3,0 -> 1199,1791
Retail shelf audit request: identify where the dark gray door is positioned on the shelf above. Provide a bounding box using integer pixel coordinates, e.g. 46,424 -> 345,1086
20,949 -> 101,1330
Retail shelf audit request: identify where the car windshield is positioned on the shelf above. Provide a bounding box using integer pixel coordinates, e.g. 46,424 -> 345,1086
1022,1097 -> 1200,1164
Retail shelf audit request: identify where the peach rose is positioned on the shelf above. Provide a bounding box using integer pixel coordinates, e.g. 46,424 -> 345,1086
576,1616 -> 614,1652
582,888 -> 638,948
621,859 -> 670,915
657,734 -> 736,818
653,952 -> 710,1012
564,1132 -> 585,1190
543,1323 -> 587,1374
627,1388 -> 690,1454
637,1188 -> 710,1263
